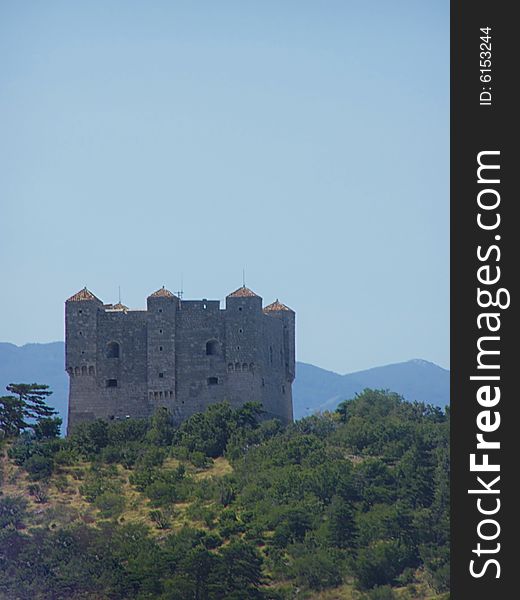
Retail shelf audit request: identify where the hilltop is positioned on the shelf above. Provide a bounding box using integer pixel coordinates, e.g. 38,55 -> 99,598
1,391 -> 449,600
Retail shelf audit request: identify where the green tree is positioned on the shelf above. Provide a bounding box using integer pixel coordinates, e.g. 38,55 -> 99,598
6,383 -> 56,420
1,383 -> 57,438
291,547 -> 342,590
0,395 -> 27,437
326,495 -> 357,549
146,406 -> 175,446
33,416 -> 62,439
219,540 -> 263,594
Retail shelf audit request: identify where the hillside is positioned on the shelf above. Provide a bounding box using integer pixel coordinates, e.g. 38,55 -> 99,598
0,342 -> 450,427
0,392 -> 450,600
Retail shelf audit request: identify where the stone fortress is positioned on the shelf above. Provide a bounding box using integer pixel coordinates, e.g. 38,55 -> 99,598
65,285 -> 295,432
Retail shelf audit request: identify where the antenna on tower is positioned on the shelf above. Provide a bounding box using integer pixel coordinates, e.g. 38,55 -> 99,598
242,267 -> 246,288
177,274 -> 184,300
118,285 -> 121,304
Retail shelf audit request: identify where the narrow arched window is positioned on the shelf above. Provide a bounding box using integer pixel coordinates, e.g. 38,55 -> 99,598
206,340 -> 219,355
228,363 -> 234,372
107,341 -> 120,358
235,362 -> 241,371
81,366 -> 87,375
242,362 -> 248,371
88,366 -> 95,375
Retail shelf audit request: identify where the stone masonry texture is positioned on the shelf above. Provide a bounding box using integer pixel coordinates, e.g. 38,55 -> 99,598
65,286 -> 295,433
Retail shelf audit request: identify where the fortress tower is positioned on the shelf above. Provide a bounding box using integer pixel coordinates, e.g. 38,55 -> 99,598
65,285 -> 295,432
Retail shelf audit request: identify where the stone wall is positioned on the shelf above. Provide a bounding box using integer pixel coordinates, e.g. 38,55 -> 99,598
65,287 -> 294,433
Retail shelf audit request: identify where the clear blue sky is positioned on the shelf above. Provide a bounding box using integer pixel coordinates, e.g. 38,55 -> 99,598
0,1 -> 449,374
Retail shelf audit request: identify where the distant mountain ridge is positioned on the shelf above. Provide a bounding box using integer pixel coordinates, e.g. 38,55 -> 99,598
293,359 -> 449,419
0,342 -> 449,428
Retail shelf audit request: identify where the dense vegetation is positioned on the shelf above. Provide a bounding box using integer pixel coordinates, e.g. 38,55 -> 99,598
0,386 -> 449,600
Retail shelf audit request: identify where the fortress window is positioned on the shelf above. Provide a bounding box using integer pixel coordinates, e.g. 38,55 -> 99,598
158,308 -> 163,313
79,331 -> 83,336
242,363 -> 248,371
261,378 -> 265,387
228,363 -> 234,372
74,367 -> 80,375
107,342 -> 120,358
235,362 -> 241,371
239,328 -> 243,333
249,362 -> 254,372
203,303 -> 207,310
207,377 -> 218,386
282,385 -> 286,394
238,307 -> 243,311
159,372 -> 164,378
206,340 -> 218,355
269,346 -> 273,364
88,366 -> 95,375
67,367 -> 74,376
106,379 -> 118,388
159,346 -> 163,351
78,310 -> 82,314
159,329 -> 163,334
80,366 -> 86,376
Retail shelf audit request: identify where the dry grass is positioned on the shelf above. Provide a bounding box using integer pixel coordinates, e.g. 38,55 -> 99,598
1,444 -> 234,535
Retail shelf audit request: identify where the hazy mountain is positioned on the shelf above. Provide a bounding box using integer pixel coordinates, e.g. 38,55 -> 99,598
0,342 -> 69,426
293,359 -> 449,419
0,342 -> 449,428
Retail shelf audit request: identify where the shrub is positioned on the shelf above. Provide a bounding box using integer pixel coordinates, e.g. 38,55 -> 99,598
0,496 -> 28,529
217,509 -> 244,538
129,467 -> 157,491
94,491 -> 125,518
28,483 -> 48,503
53,447 -> 79,465
24,454 -> 54,480
7,437 -> 37,465
189,451 -> 210,469
355,540 -> 411,589
291,548 -> 342,590
362,586 -> 398,600
137,447 -> 166,469
54,474 -> 70,493
80,472 -> 122,502
149,509 -> 171,529
185,501 -> 218,528
145,481 -> 178,507
33,417 -> 62,439
70,419 -> 110,456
